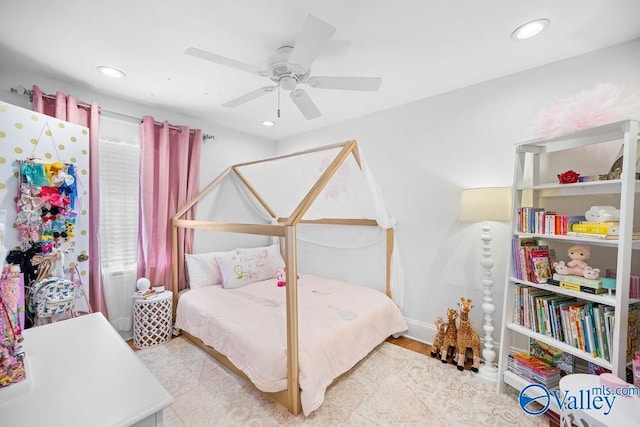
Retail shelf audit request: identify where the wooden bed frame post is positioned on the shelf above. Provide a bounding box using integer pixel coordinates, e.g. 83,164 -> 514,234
172,223 -> 179,317
386,228 -> 394,299
284,225 -> 301,415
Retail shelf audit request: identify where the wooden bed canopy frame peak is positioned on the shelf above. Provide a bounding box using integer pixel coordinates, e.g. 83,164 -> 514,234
171,140 -> 396,415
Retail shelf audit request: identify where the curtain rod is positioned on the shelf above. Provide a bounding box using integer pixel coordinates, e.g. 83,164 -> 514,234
10,86 -> 215,142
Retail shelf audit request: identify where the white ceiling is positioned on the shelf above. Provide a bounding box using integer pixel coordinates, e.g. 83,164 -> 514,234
1,1 -> 639,140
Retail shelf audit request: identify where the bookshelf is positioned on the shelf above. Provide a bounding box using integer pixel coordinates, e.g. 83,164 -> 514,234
497,120 -> 640,396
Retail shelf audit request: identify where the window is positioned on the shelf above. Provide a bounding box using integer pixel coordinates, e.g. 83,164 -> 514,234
98,128 -> 139,272
98,117 -> 140,336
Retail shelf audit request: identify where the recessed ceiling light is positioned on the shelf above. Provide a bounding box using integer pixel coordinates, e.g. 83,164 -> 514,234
97,66 -> 126,78
511,19 -> 550,40
262,120 -> 275,127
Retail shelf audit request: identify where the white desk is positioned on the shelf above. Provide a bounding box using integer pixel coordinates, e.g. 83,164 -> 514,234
559,374 -> 640,427
0,313 -> 173,427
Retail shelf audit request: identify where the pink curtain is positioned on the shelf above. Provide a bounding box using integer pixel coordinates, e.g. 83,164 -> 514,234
31,85 -> 108,318
137,116 -> 201,291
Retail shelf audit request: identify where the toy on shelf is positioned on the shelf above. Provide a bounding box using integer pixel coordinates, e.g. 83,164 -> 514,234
430,316 -> 447,358
584,206 -> 620,223
440,307 -> 458,364
552,244 -> 600,279
558,170 -> 580,184
456,297 -> 480,373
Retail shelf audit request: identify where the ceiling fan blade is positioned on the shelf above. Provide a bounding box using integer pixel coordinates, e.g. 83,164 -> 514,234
185,47 -> 263,76
289,89 -> 321,120
306,76 -> 382,91
222,86 -> 276,108
288,15 -> 336,70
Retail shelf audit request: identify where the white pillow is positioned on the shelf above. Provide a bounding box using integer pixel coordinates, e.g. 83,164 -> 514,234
185,250 -> 237,289
217,244 -> 285,289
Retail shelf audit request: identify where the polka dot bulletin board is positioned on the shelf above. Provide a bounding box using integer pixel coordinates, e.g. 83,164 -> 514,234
0,100 -> 90,300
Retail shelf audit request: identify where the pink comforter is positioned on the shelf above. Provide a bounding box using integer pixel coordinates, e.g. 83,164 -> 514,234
175,273 -> 407,415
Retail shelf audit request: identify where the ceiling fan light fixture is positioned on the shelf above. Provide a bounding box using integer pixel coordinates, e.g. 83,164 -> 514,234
279,76 -> 297,91
97,65 -> 126,78
511,19 -> 550,40
262,120 -> 275,127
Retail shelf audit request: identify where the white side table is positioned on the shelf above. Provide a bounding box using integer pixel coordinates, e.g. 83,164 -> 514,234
133,291 -> 173,349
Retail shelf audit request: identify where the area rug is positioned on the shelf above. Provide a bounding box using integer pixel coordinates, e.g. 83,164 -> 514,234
136,337 -> 546,426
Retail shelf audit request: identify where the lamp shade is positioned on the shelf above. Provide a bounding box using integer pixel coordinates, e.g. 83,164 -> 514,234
459,187 -> 511,222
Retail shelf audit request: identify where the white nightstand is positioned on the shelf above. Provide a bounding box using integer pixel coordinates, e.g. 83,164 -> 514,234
133,291 -> 173,349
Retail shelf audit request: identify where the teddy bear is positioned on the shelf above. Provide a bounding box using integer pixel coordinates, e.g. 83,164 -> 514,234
552,244 -> 599,278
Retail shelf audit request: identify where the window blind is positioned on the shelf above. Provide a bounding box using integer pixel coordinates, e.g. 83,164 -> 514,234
98,138 -> 140,272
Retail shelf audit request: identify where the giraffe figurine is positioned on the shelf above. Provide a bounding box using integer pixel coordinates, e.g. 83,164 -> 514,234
456,297 -> 480,372
430,316 -> 447,358
440,307 -> 458,364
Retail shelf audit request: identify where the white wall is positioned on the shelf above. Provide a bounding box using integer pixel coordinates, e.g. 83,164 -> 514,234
0,67 -> 276,252
3,38 -> 639,349
275,38 -> 640,345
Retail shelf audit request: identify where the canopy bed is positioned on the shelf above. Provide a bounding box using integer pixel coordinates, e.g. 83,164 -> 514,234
171,140 -> 406,415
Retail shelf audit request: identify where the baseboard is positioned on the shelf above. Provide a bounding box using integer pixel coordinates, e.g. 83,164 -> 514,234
403,317 -> 434,345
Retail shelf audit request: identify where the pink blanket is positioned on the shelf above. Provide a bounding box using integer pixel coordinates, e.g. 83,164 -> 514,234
175,273 -> 407,415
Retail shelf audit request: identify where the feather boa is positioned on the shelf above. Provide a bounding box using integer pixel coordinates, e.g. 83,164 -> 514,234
532,83 -> 639,139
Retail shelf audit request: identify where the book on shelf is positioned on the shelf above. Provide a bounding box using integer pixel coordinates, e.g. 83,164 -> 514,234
516,208 -> 591,236
587,362 -> 611,376
530,339 -> 574,375
627,305 -> 640,362
593,305 -> 609,362
508,353 -> 561,389
518,207 -> 544,234
512,237 -> 539,281
566,231 -> 640,240
131,289 -> 160,300
559,281 -> 608,294
529,249 -> 552,284
572,222 -> 618,235
552,273 -> 602,289
512,280 -> 636,364
603,306 -> 614,362
513,237 -> 554,283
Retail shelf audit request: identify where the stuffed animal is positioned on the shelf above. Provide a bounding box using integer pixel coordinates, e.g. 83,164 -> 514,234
431,316 -> 447,358
552,244 -> 599,278
456,298 -> 480,373
440,307 -> 458,364
583,266 -> 601,280
276,267 -> 299,287
585,206 -> 620,222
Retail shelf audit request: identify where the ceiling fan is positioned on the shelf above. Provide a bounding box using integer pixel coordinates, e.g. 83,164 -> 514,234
185,15 -> 382,120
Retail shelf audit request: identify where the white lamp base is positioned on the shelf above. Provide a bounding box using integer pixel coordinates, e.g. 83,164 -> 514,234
477,363 -> 498,384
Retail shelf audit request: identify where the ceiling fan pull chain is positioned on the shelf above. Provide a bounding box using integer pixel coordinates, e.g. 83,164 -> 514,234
277,86 -> 281,118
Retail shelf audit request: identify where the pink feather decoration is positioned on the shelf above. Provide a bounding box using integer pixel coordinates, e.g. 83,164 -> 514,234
532,83 -> 639,139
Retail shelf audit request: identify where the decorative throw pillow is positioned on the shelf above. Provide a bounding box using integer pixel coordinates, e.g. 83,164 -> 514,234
217,244 -> 285,289
185,250 -> 237,289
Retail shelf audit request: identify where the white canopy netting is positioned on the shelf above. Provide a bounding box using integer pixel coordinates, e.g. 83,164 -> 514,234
234,146 -> 391,223
187,142 -> 404,308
